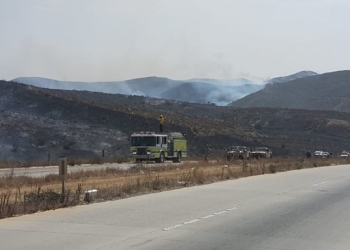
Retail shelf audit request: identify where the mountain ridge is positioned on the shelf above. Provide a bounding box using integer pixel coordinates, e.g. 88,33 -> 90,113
12,71 -> 319,106
268,71 -> 318,84
230,70 -> 350,112
13,76 -> 263,106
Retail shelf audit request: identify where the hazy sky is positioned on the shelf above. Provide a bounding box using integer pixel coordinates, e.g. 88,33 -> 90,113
0,0 -> 349,82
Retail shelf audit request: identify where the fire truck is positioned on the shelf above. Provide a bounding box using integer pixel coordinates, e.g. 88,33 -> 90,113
130,131 -> 187,163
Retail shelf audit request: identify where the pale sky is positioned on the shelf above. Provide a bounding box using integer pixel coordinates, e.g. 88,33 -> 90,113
0,0 -> 349,82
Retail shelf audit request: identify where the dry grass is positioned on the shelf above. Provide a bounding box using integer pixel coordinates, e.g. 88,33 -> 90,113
1,157 -> 349,219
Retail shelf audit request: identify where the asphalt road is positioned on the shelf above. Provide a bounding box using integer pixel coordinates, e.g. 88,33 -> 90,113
0,163 -> 130,178
1,164 -> 350,249
0,161 -> 175,178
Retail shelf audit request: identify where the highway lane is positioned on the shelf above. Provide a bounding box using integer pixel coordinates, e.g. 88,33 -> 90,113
1,164 -> 350,249
0,161 -> 177,178
0,163 -> 131,178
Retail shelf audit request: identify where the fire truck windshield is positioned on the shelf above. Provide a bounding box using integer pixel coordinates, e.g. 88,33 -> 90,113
131,136 -> 157,146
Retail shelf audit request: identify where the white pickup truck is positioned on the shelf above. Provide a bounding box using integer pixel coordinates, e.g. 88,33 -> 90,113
340,151 -> 350,157
314,151 -> 330,158
251,147 -> 272,159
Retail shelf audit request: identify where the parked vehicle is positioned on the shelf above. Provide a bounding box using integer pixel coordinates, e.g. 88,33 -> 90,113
314,151 -> 323,157
314,151 -> 330,158
226,146 -> 251,161
130,131 -> 187,163
322,152 -> 331,158
251,147 -> 272,159
340,151 -> 350,157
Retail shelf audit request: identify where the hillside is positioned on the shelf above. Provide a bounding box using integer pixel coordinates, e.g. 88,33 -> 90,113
2,80 -> 350,161
186,78 -> 258,86
13,76 -> 263,106
0,80 -> 249,161
13,76 -> 182,97
268,71 -> 318,84
160,82 -> 263,106
230,70 -> 350,112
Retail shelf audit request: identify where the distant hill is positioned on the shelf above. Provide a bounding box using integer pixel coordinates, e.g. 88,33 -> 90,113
186,78 -> 258,86
13,76 -> 182,97
13,76 -> 263,106
161,82 -> 264,106
229,70 -> 350,112
268,71 -> 318,84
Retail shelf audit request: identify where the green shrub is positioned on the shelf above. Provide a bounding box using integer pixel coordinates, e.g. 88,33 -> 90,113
269,164 -> 276,173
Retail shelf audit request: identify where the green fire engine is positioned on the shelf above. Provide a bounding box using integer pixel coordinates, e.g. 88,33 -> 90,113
130,131 -> 187,163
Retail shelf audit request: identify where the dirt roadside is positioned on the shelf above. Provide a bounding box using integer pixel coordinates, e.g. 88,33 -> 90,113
1,157 -> 348,219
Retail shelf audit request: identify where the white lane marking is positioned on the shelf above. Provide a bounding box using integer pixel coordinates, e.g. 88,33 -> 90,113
199,214 -> 215,219
311,181 -> 330,186
183,219 -> 200,225
214,210 -> 227,215
226,206 -> 240,211
163,224 -> 184,231
162,206 -> 240,231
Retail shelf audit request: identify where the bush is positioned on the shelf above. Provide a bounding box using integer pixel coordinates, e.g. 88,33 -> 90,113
68,159 -> 75,166
91,157 -> 104,165
296,162 -> 303,169
268,164 -> 277,173
254,123 -> 262,130
36,137 -> 46,146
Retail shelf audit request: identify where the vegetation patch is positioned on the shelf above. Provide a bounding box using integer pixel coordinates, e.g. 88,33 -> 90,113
0,157 -> 348,219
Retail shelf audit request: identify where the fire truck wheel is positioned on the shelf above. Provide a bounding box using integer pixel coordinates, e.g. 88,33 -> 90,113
173,152 -> 182,163
159,152 -> 165,163
176,152 -> 182,163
